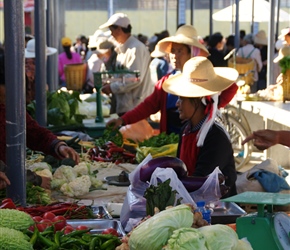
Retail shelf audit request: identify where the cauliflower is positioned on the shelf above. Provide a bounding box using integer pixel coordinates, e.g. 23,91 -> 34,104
60,175 -> 91,197
90,175 -> 104,189
51,178 -> 67,189
53,165 -> 76,182
35,169 -> 53,179
27,162 -> 52,172
73,162 -> 90,176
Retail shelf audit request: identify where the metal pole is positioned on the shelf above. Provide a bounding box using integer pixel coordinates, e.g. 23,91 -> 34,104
276,0 -> 280,40
108,0 -> 114,17
34,0 -> 47,126
234,0 -> 240,49
47,0 -> 58,91
209,0 -> 213,36
4,0 -> 26,205
164,0 -> 168,30
267,0 -> 276,87
251,0 -> 254,33
190,0 -> 194,25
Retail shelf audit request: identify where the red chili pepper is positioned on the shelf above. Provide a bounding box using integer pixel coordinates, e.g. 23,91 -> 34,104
1,198 -> 14,204
122,152 -> 136,158
0,201 -> 17,209
108,147 -> 124,153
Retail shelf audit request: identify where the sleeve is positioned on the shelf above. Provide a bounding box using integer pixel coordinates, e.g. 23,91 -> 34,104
121,76 -> 167,125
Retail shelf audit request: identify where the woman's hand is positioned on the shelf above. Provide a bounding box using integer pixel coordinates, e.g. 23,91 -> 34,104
40,176 -> 51,189
0,171 -> 10,189
106,117 -> 123,130
57,144 -> 80,164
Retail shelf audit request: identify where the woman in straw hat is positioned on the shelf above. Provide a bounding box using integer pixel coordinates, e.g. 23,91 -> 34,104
107,25 -> 238,135
162,56 -> 239,197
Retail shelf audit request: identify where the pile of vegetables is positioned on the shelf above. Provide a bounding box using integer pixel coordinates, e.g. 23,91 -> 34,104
279,55 -> 290,74
136,132 -> 179,163
117,204 -> 253,250
27,89 -> 87,126
0,208 -> 122,249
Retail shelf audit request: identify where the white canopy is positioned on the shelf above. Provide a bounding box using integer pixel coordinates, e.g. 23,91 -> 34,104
212,0 -> 290,22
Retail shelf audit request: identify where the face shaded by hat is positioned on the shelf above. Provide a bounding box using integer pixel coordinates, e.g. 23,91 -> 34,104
162,56 -> 238,97
273,46 -> 290,63
25,39 -> 57,58
157,25 -> 209,55
99,13 -> 130,29
254,30 -> 267,45
61,37 -> 72,47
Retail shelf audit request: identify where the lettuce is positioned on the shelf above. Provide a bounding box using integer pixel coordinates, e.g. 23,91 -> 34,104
164,227 -> 207,250
198,224 -> 239,250
128,204 -> 193,250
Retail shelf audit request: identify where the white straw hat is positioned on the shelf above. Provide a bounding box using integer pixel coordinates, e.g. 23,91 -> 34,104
162,56 -> 238,97
157,25 -> 209,55
25,39 -> 57,58
273,46 -> 290,63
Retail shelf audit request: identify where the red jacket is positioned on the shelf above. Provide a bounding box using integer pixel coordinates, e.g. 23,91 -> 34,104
121,72 -> 238,134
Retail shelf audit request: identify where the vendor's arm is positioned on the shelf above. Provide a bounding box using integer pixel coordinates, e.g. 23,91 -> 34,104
0,171 -> 10,189
242,129 -> 290,150
26,112 -> 79,164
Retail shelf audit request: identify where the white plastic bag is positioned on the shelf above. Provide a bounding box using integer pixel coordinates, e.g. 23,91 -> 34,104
190,167 -> 223,203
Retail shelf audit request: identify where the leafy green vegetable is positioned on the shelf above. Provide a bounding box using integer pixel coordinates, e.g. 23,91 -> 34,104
198,224 -> 239,250
95,124 -> 123,147
164,228 -> 207,250
279,55 -> 290,74
138,132 -> 179,147
128,204 -> 193,250
144,179 -> 181,216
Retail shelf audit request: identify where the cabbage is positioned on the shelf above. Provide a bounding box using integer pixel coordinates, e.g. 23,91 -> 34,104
234,239 -> 253,250
164,227 -> 207,250
198,224 -> 239,250
128,204 -> 194,250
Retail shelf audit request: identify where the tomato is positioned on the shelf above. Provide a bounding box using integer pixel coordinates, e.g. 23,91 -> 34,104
43,212 -> 56,221
1,198 -> 13,204
102,228 -> 119,237
39,219 -> 53,230
52,216 -> 67,231
62,225 -> 74,235
0,201 -> 16,209
36,223 -> 47,232
32,216 -> 43,223
76,225 -> 89,231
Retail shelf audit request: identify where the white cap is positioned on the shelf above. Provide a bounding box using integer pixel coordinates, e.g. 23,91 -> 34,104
99,13 -> 130,29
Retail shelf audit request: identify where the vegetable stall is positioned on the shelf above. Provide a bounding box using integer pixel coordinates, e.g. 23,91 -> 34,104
1,92 -> 289,250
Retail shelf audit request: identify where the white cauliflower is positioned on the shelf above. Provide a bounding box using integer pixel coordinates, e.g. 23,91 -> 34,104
53,165 -> 76,182
51,179 -> 67,189
27,162 -> 52,172
60,175 -> 91,197
73,162 -> 90,176
90,175 -> 104,189
35,169 -> 53,179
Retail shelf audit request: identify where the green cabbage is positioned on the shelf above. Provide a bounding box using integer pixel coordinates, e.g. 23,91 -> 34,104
164,227 -> 207,250
198,224 -> 239,250
234,239 -> 253,250
128,204 -> 194,250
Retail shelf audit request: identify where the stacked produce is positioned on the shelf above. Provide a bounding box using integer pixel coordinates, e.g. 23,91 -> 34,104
0,208 -> 122,249
116,204 -> 253,250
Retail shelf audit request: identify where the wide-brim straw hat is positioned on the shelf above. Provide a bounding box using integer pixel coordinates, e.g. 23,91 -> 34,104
273,46 -> 290,63
150,44 -> 166,58
278,27 -> 290,40
25,39 -> 57,58
254,30 -> 267,45
157,25 -> 209,55
162,56 -> 238,97
95,38 -> 114,54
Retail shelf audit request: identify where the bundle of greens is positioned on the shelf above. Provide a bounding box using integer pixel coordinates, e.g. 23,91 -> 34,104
279,55 -> 290,74
27,90 -> 87,126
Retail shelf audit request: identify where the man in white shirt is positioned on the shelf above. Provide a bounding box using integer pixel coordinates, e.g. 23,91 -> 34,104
99,13 -> 154,116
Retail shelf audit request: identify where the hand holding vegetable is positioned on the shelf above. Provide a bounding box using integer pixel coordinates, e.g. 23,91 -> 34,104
56,142 -> 80,164
0,171 -> 10,189
106,117 -> 123,130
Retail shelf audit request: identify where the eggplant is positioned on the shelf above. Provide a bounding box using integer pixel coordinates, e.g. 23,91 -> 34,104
179,176 -> 208,192
139,156 -> 187,182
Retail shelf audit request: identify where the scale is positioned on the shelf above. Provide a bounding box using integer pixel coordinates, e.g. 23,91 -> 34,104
83,69 -> 140,137
222,191 -> 290,250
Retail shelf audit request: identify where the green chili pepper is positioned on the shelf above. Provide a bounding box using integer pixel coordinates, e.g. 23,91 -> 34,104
38,233 -> 57,247
100,238 -> 118,250
29,226 -> 39,245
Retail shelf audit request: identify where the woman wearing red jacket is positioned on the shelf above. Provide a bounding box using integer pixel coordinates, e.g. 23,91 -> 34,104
107,25 -> 238,134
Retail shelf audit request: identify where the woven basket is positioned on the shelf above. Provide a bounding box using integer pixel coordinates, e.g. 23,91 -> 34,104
64,63 -> 87,91
228,57 -> 255,86
282,69 -> 290,102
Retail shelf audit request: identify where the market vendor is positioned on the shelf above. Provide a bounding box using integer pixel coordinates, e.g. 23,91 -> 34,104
0,48 -> 79,189
162,56 -> 239,198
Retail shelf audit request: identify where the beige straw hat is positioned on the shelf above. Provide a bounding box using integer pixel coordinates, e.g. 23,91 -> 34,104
278,27 -> 290,40
273,46 -> 290,63
157,25 -> 209,55
150,43 -> 166,58
254,30 -> 267,45
162,56 -> 238,97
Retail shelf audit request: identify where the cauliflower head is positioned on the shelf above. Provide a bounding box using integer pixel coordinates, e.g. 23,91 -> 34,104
27,162 -> 52,172
60,175 -> 91,197
73,162 -> 90,176
35,169 -> 53,179
53,165 -> 76,182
